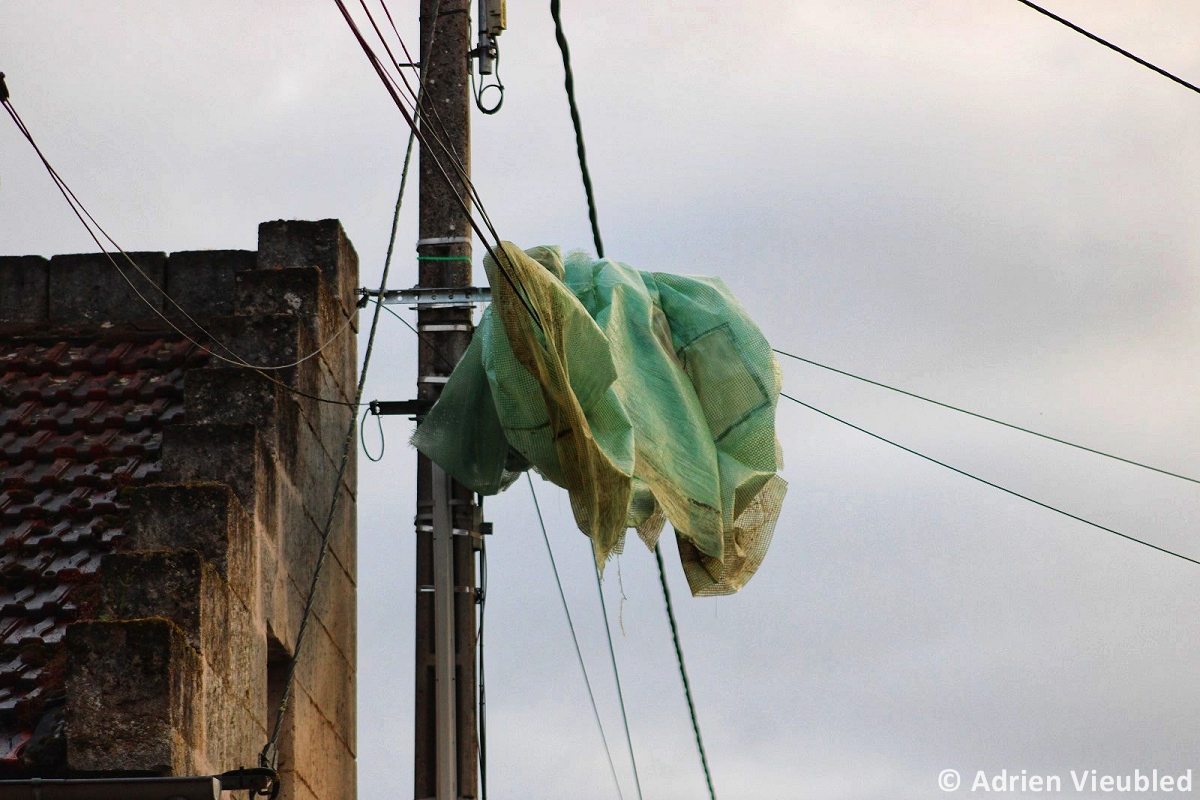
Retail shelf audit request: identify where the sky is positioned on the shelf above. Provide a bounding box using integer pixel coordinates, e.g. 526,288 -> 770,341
4,2 -> 1200,798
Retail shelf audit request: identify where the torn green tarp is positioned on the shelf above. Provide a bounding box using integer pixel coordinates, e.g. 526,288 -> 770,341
412,242 -> 786,596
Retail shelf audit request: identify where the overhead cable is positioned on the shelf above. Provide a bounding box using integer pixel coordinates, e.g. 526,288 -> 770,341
546,9 -> 720,791
779,391 -> 1200,568
2,81 -> 349,373
379,302 -> 460,371
654,544 -> 718,800
773,349 -> 1198,485
1014,0 -> 1200,96
527,474 -> 627,800
550,0 -> 605,258
333,0 -> 548,332
260,23 -> 426,767
1,79 -> 363,409
593,558 -> 644,800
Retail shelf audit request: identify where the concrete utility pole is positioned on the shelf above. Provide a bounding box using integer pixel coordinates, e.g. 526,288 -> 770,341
414,1 -> 479,797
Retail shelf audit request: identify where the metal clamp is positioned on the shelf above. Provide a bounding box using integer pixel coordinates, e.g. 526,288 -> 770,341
416,236 -> 472,247
369,399 -> 432,417
359,286 -> 492,308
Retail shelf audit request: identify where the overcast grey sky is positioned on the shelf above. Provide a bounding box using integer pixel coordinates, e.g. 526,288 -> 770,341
5,2 -> 1200,798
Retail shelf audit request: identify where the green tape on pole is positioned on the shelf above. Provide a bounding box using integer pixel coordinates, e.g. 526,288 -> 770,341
417,255 -> 473,262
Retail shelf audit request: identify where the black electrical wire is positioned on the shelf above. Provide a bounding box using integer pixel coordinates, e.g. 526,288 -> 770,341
360,406 -> 385,462
260,52 -> 423,768
527,474 -> 627,800
779,391 -> 1200,568
1014,0 -> 1200,97
471,39 -> 505,115
592,559 -> 644,800
335,0 -> 551,337
2,85 -> 365,416
653,544 -> 717,800
2,90 -> 354,375
378,302 -> 460,372
550,0 -> 604,258
772,348 -> 1199,486
547,8 -> 721,792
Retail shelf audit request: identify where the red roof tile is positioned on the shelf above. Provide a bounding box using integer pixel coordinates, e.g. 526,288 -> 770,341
0,334 -> 209,763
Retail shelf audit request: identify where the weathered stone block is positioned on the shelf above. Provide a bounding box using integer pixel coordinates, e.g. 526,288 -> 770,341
257,219 -> 359,320
278,770 -> 321,800
65,619 -> 203,774
48,251 -> 166,323
220,312 -> 305,380
288,684 -> 356,799
161,424 -> 275,524
290,415 -> 355,531
0,256 -> 48,324
126,483 -> 255,608
185,367 -> 282,453
293,608 -> 356,754
166,249 -> 255,319
204,668 -> 265,777
100,551 -> 211,650
261,538 -> 293,653
280,526 -> 355,662
277,472 -> 357,589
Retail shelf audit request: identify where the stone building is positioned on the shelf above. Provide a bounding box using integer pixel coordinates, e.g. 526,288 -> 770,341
0,220 -> 358,798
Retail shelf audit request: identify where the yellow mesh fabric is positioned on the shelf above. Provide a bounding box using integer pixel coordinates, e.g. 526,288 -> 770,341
412,242 -> 786,595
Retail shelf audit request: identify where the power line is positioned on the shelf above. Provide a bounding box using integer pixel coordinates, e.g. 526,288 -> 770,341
593,557 -> 645,800
379,302 -> 460,372
2,93 -> 355,374
260,39 -> 424,769
772,348 -> 1199,486
1014,0 -> 1200,96
653,544 -> 718,800
546,12 -> 719,795
526,474 -> 627,800
550,0 -> 605,258
2,85 -> 365,413
779,391 -> 1200,568
333,0 -> 549,334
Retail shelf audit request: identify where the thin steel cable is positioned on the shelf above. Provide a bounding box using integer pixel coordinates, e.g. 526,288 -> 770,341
333,0 -> 548,332
546,14 -> 717,792
527,474 -> 626,800
653,544 -> 717,800
592,558 -> 644,800
772,348 -> 1199,485
2,96 -> 362,409
1014,0 -> 1200,96
356,0 -> 510,249
351,0 -> 505,247
261,82 -> 422,768
550,0 -> 604,258
2,97 -> 355,373
379,302 -> 460,371
779,391 -> 1200,568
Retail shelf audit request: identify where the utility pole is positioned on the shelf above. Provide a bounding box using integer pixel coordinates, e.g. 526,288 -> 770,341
415,0 -> 478,798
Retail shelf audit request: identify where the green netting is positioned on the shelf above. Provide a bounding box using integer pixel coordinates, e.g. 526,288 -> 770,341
412,242 -> 786,596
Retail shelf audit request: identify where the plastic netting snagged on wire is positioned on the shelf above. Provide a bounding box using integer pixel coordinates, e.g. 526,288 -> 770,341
412,242 -> 786,595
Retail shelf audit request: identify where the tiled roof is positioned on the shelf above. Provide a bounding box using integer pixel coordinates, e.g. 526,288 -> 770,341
0,334 -> 208,765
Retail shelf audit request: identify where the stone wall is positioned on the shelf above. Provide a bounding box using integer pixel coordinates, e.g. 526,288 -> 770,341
0,220 -> 358,798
